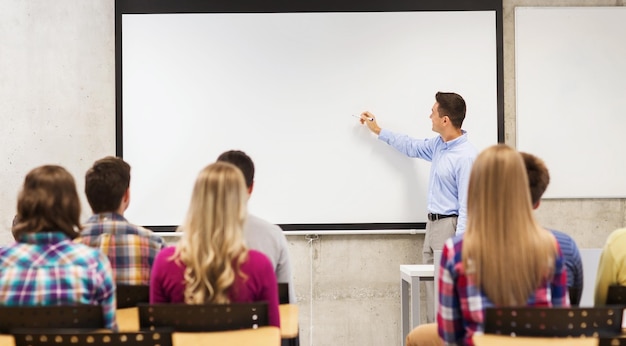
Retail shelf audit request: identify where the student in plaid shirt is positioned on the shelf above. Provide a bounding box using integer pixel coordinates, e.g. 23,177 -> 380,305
406,145 -> 569,346
1,165 -> 117,330
78,156 -> 165,285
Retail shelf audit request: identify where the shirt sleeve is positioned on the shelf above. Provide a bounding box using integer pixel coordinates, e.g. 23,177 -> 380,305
594,244 -> 616,306
437,240 -> 464,345
275,233 -> 296,304
95,252 -> 118,331
378,129 -> 434,161
454,156 -> 474,236
150,249 -> 172,303
567,238 -> 584,300
551,248 -> 570,307
255,253 -> 281,328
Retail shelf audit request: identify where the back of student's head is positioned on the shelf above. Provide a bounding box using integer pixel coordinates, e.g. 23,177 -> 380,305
435,91 -> 466,128
520,152 -> 550,206
176,161 -> 248,304
216,150 -> 254,189
12,165 -> 81,239
463,144 -> 556,306
85,156 -> 130,213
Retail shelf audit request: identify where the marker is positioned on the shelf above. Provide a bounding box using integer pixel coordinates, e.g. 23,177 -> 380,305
352,114 -> 374,122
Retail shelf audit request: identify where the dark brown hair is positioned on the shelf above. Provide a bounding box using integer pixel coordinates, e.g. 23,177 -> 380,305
520,152 -> 550,205
435,92 -> 466,128
85,156 -> 131,213
216,150 -> 255,189
12,165 -> 81,239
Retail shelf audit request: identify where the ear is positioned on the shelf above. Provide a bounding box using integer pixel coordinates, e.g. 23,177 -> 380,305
248,181 -> 254,195
533,201 -> 540,210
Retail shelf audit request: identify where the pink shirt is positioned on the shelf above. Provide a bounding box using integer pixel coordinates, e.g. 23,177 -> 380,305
150,246 -> 280,327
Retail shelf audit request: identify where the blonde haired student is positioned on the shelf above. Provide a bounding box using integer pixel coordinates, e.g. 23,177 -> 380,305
149,162 -> 280,327
407,144 -> 569,346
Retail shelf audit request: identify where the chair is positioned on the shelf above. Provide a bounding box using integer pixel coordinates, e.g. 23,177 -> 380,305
599,337 -> 626,346
116,284 -> 150,309
484,307 -> 623,337
0,306 -> 104,334
569,286 -> 582,306
137,302 -> 269,332
606,284 -> 626,305
11,329 -> 173,346
278,283 -> 290,304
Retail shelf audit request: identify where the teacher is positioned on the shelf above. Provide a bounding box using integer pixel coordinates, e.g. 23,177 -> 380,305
359,91 -> 477,323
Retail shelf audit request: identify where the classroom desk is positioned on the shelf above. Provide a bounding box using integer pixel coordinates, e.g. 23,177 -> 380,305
116,307 -> 139,332
0,327 -> 281,346
473,334 -> 599,346
173,326 -> 280,345
279,304 -> 299,339
400,264 -> 435,346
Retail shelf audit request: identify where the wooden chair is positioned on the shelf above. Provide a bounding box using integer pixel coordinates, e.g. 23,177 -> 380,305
484,307 -> 623,338
116,285 -> 150,309
0,306 -> 104,334
137,302 -> 269,332
11,329 -> 173,346
599,337 -> 626,346
606,284 -> 626,305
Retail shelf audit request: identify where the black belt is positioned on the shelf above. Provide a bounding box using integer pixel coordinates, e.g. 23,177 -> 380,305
427,213 -> 458,221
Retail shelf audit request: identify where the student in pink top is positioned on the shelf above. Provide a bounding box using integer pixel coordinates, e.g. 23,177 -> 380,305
149,162 -> 280,327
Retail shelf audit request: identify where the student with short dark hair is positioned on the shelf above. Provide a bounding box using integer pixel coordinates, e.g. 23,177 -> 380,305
217,149 -> 296,303
1,165 -> 116,329
78,156 -> 165,285
521,151 -> 583,305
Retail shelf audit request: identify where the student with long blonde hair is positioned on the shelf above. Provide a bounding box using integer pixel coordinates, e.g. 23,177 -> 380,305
149,162 -> 280,327
406,144 -> 569,346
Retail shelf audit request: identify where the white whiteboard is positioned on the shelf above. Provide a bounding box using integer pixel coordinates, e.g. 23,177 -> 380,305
120,10 -> 500,228
516,7 -> 626,198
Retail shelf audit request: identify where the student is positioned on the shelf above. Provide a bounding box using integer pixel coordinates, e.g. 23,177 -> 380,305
149,162 -> 280,327
406,145 -> 569,346
217,150 -> 296,303
521,152 -> 583,305
594,228 -> 626,305
359,92 -> 478,322
0,165 -> 117,330
78,156 -> 165,285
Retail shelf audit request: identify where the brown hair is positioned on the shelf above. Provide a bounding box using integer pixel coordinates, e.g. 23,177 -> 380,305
12,165 -> 82,239
85,156 -> 131,213
520,152 -> 550,206
216,150 -> 255,189
435,92 -> 466,128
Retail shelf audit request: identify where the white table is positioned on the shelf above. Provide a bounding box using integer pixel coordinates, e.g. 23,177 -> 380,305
400,264 -> 435,346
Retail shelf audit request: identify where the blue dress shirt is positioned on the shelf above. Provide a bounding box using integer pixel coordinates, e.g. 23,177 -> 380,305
378,129 -> 477,235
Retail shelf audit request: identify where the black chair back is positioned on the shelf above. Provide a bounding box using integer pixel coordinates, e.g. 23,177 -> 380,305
484,307 -> 623,337
599,337 -> 626,346
278,283 -> 290,304
0,306 -> 104,334
116,285 -> 150,309
568,286 -> 581,306
607,285 -> 626,305
12,329 -> 172,346
137,302 -> 269,332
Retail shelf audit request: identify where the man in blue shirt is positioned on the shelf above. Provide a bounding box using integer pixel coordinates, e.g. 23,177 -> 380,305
521,152 -> 584,305
360,92 -> 477,322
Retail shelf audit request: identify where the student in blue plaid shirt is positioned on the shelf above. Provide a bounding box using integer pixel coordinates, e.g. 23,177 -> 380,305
78,156 -> 165,285
1,165 -> 117,330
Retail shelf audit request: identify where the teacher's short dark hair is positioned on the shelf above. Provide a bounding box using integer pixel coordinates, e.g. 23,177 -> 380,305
436,91 -> 466,129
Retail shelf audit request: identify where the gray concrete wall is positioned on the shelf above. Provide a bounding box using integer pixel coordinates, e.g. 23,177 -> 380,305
1,0 -> 626,345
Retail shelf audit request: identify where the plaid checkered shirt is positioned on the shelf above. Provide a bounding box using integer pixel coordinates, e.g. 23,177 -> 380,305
437,235 -> 569,346
0,231 -> 117,330
78,213 -> 166,285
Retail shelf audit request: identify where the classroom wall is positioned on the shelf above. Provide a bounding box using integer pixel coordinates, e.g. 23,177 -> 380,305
1,0 -> 625,345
